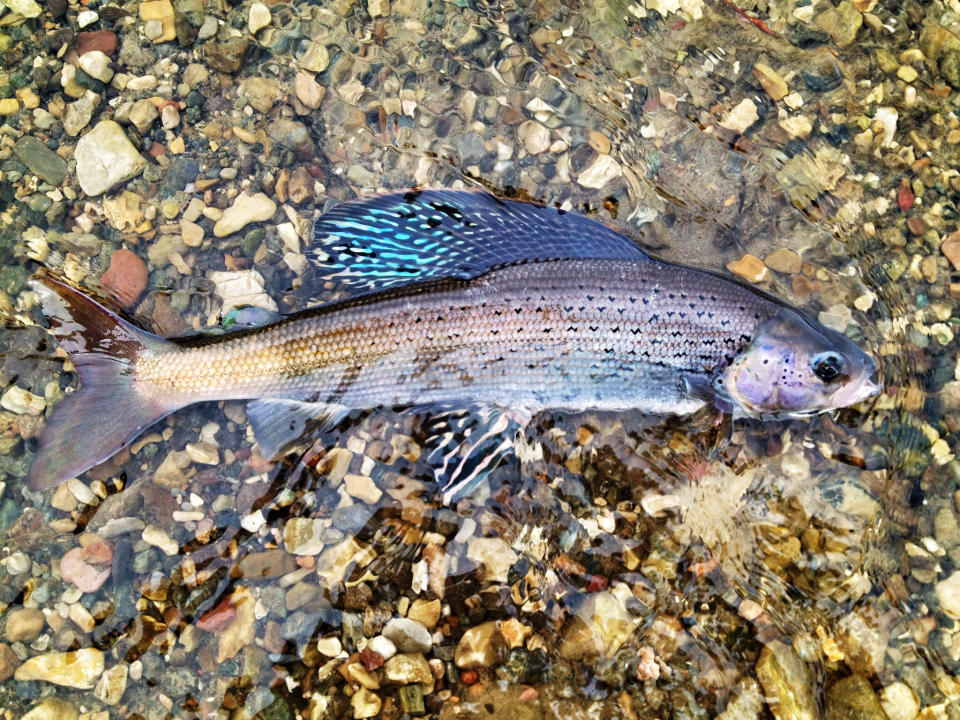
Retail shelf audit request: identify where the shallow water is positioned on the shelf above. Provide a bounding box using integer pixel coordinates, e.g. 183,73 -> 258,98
1,0 -> 959,718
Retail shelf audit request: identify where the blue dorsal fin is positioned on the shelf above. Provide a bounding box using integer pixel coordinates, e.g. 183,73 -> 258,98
308,189 -> 650,292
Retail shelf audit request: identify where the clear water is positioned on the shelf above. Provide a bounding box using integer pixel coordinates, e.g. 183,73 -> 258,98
1,0 -> 958,718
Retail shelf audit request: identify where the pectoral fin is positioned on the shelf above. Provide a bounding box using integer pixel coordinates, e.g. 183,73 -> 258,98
247,399 -> 350,459
420,406 -> 528,505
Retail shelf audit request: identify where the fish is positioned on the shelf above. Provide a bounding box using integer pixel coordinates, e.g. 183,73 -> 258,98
25,189 -> 880,502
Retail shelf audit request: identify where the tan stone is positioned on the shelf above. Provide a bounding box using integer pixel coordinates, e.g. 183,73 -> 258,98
764,249 -> 802,274
14,648 -> 104,689
941,231 -> 960,271
216,587 -> 256,662
21,698 -> 78,720
753,62 -> 787,101
727,254 -> 770,283
454,621 -> 504,669
407,599 -> 441,630
139,0 -> 176,43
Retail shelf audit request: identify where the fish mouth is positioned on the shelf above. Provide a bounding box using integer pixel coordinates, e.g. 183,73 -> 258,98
829,374 -> 882,410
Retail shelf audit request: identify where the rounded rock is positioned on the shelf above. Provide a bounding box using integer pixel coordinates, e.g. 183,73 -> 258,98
14,648 -> 104,689
382,617 -> 432,654
5,608 -> 46,643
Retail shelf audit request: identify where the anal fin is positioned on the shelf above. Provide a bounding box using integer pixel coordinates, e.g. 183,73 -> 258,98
247,399 -> 350,459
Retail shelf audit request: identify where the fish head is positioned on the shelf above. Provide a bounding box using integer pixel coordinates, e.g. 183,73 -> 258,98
715,308 -> 880,418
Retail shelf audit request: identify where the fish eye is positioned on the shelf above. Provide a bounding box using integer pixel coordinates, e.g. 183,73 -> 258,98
811,351 -> 845,382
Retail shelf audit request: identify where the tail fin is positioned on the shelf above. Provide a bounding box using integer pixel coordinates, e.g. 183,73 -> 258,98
25,277 -> 177,491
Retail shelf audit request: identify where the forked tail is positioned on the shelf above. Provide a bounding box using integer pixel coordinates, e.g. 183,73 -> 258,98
26,277 -> 178,490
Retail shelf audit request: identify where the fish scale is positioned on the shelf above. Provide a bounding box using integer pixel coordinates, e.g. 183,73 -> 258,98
136,258 -> 777,416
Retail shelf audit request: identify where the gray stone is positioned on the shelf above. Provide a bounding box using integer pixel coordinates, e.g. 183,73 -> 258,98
935,506 -> 960,550
74,120 -> 147,196
267,118 -> 315,159
13,137 -> 67,185
382,617 -> 432,654
63,92 -> 99,137
128,99 -> 159,133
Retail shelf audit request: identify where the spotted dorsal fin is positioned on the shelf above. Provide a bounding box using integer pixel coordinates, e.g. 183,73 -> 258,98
308,189 -> 650,292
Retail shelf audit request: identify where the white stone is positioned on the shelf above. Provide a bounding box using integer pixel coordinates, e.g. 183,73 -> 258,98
284,517 -> 325,555
142,524 -> 179,556
316,636 -> 342,657
298,41 -> 329,73
875,106 -> 898,147
367,635 -> 397,661
284,251 -> 307,275
0,0 -> 41,18
382,617 -> 432,654
248,2 -> 270,32
185,442 -> 218,465
213,192 -> 277,237
77,9 -> 99,27
518,120 -> 550,154
368,0 -> 389,17
94,663 -> 128,706
294,72 -> 325,110
818,304 -> 853,333
1,386 -> 45,414
6,551 -> 31,575
74,121 -> 147,196
646,0 -> 703,20
209,269 -> 278,315
69,603 -> 96,632
778,115 -> 813,139
720,98 -> 759,133
78,51 -> 114,83
241,509 -> 266,533
880,682 -> 919,720
60,64 -> 87,99
343,473 -> 382,504
67,478 -> 96,505
63,92 -> 99,137
577,153 -> 621,189
160,104 -> 180,130
181,220 -> 204,247
465,536 -> 517,583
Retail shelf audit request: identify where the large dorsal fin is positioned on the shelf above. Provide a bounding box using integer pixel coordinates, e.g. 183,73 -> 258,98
308,189 -> 651,293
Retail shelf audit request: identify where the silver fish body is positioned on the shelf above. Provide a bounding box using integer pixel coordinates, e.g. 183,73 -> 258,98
147,258 -> 774,415
25,190 -> 880,494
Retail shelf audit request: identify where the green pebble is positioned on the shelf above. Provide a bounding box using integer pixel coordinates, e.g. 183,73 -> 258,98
242,227 -> 265,256
27,194 -> 52,213
883,251 -> 908,281
941,51 -> 960,89
398,684 -> 425,716
9,72 -> 29,89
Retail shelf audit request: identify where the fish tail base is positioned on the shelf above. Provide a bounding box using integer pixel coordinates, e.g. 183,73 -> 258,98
26,277 -> 176,490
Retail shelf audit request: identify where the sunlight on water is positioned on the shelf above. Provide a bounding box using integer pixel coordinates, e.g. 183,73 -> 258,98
0,0 -> 958,718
